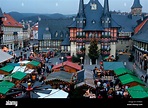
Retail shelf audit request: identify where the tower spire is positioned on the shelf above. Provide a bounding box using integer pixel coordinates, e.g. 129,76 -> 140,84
131,0 -> 142,15
76,0 -> 86,28
131,0 -> 142,9
103,0 -> 109,16
77,0 -> 85,18
101,0 -> 111,28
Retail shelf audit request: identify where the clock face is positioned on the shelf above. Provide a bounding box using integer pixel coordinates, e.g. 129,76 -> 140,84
91,3 -> 97,10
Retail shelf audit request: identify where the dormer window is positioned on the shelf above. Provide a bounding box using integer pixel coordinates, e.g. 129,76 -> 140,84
92,20 -> 96,24
46,27 -> 49,31
91,3 -> 97,10
55,32 -> 58,37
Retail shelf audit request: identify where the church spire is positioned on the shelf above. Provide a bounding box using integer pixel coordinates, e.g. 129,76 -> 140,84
131,0 -> 142,9
131,0 -> 142,15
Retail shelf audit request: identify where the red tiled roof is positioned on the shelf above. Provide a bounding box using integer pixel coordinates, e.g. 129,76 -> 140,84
52,61 -> 81,71
135,18 -> 148,34
2,13 -> 23,28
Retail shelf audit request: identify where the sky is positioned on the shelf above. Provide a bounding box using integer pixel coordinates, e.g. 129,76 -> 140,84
0,0 -> 148,15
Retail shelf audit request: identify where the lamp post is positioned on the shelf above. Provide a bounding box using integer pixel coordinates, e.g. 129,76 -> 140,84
61,56 -> 64,71
80,56 -> 83,64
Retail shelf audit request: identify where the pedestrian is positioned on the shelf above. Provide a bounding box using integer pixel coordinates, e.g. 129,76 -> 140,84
144,75 -> 148,83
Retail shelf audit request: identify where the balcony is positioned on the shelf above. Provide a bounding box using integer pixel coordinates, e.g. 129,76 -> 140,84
61,50 -> 71,54
100,39 -> 110,43
101,35 -> 111,38
76,35 -> 86,38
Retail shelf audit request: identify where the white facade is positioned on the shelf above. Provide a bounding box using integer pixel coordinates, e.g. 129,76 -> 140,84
2,26 -> 24,50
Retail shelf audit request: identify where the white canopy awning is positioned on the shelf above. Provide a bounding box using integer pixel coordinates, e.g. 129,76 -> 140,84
0,49 -> 13,63
18,60 -> 30,64
37,89 -> 69,98
12,66 -> 34,74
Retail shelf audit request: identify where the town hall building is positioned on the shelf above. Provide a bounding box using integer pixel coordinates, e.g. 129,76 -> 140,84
38,0 -> 143,59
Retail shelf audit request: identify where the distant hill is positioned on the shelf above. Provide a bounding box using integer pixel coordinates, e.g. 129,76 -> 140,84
7,11 -> 76,22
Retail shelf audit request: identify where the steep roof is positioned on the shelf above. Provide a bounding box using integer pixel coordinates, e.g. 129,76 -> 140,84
132,18 -> 148,43
131,0 -> 142,9
112,14 -> 141,32
38,18 -> 73,40
0,8 -> 4,18
61,36 -> 70,46
83,0 -> 104,31
2,13 -> 23,28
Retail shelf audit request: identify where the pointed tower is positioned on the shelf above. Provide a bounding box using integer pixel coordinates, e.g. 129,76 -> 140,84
76,0 -> 86,28
131,0 -> 142,15
101,0 -> 111,28
0,8 -> 4,45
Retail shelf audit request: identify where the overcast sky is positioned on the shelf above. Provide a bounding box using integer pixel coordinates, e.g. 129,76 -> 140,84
0,0 -> 147,14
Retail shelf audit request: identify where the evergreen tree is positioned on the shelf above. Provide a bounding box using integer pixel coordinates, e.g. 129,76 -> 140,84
88,39 -> 100,64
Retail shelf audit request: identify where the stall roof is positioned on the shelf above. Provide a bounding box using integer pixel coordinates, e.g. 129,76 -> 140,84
45,71 -> 73,83
11,71 -> 27,80
37,89 -> 69,98
7,63 -> 20,67
0,49 -> 13,63
0,81 -> 15,88
18,60 -> 30,64
0,65 -> 14,73
127,85 -> 148,98
0,87 -> 10,95
27,60 -> 40,67
119,74 -> 145,85
114,68 -> 134,76
103,62 -> 125,70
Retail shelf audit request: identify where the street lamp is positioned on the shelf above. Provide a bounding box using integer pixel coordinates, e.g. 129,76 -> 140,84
80,56 -> 83,64
61,56 -> 64,71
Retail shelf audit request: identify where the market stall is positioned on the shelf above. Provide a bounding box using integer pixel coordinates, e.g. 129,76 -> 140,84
114,67 -> 134,76
127,85 -> 148,98
118,74 -> 145,87
0,65 -> 14,75
26,60 -> 41,69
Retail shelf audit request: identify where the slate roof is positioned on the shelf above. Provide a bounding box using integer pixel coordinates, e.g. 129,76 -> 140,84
112,14 -> 141,32
38,18 -> 73,40
83,0 -> 104,31
68,0 -> 139,32
131,0 -> 142,9
61,36 -> 70,46
0,8 -> 4,18
132,19 -> 148,43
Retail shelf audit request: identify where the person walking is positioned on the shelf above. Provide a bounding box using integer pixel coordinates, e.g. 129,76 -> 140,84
144,74 -> 148,83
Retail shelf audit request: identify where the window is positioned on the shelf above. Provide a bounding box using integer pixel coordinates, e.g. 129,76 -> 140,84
91,3 -> 97,10
55,32 -> 58,37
